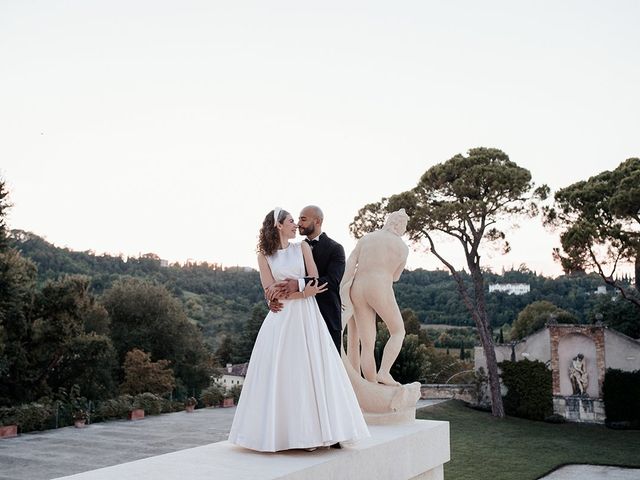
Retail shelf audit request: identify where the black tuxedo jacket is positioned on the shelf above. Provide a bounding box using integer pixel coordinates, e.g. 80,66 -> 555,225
305,232 -> 345,351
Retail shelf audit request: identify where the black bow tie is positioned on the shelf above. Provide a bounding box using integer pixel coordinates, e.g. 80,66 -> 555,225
305,238 -> 319,247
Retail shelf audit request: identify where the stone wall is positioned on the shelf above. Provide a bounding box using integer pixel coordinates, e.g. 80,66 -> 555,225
605,329 -> 640,371
421,384 -> 476,403
553,395 -> 606,424
474,328 -> 551,372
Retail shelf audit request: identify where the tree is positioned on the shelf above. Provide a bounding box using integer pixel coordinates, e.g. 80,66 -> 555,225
120,348 -> 176,395
592,296 -> 640,339
510,301 -> 577,340
401,308 -> 430,346
0,180 -> 36,404
215,335 -> 235,366
234,305 -> 266,363
102,277 -> 214,394
0,249 -> 37,404
0,178 -> 10,252
350,147 -> 548,417
49,333 -> 118,400
29,276 -> 95,397
544,158 -> 640,309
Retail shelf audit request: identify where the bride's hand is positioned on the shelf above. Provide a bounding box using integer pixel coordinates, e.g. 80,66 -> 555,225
303,279 -> 328,297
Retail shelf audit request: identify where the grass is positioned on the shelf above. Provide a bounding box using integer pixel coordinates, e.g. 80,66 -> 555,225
417,400 -> 640,480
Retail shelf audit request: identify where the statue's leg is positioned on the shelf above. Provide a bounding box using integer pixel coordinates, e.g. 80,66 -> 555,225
370,292 -> 405,386
346,317 -> 361,373
352,300 -> 377,383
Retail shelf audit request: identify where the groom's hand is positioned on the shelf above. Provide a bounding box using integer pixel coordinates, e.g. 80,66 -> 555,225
268,299 -> 284,313
264,281 -> 288,301
283,279 -> 299,296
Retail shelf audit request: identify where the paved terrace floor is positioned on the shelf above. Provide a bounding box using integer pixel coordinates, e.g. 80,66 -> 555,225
0,406 -> 237,480
0,400 -> 443,480
2,400 -> 637,480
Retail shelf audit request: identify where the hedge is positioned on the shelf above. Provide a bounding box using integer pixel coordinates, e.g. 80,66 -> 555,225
603,368 -> 640,428
499,359 -> 553,421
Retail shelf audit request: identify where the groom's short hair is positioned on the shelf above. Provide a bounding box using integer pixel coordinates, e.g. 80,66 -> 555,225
303,205 -> 324,224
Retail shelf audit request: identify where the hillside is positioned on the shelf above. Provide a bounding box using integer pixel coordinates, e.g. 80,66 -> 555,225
10,230 -> 263,345
10,229 -> 626,345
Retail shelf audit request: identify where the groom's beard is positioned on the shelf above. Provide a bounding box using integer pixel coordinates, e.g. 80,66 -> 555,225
299,225 -> 315,237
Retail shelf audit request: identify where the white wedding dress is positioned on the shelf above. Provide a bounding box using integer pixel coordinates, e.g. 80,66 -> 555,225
228,242 -> 369,452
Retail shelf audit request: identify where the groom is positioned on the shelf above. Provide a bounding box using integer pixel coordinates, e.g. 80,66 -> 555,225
269,205 -> 345,353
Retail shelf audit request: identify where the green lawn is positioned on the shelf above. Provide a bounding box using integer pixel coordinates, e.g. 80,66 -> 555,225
417,401 -> 640,480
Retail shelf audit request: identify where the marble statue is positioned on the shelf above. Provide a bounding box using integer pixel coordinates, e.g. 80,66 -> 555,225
569,353 -> 588,395
340,209 -> 420,423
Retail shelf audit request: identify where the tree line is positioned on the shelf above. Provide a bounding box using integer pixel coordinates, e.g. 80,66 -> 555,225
10,229 -> 635,344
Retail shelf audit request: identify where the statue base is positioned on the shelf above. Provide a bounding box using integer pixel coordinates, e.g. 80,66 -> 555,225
363,405 -> 417,425
553,395 -> 605,424
342,352 -> 422,425
361,381 -> 421,425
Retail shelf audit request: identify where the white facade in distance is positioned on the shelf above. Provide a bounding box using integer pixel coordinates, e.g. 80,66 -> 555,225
216,363 -> 248,388
488,283 -> 530,295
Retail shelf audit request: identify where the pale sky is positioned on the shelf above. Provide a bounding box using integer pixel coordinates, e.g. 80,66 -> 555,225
1,1 -> 638,277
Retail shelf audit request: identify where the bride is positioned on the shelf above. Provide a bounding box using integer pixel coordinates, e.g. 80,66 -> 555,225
228,208 -> 369,452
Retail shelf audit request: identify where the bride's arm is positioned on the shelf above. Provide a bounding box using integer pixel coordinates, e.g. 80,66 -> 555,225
257,253 -> 277,291
259,252 -> 324,302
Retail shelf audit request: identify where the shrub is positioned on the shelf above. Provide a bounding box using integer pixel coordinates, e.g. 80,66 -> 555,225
227,385 -> 242,404
603,368 -> 640,429
133,393 -> 163,415
120,349 -> 176,396
162,399 -> 184,413
0,406 -> 17,426
96,395 -> 133,420
12,403 -> 53,432
499,359 -> 553,421
200,384 -> 225,407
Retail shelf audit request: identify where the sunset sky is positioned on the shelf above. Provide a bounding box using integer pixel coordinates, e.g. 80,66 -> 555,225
1,1 -> 638,276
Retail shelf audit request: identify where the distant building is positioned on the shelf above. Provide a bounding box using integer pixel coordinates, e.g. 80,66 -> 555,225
159,259 -> 169,268
488,283 -> 530,295
216,363 -> 248,388
594,285 -> 607,295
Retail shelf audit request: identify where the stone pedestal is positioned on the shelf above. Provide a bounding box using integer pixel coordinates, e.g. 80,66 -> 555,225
52,420 -> 450,480
553,395 -> 606,424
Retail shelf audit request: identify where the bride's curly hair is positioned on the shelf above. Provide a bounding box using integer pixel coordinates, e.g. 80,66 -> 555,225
258,209 -> 290,256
